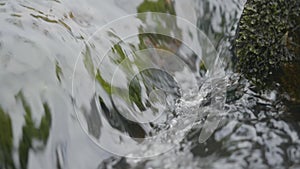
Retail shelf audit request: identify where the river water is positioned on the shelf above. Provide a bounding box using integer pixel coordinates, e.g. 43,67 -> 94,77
1,0 -> 300,169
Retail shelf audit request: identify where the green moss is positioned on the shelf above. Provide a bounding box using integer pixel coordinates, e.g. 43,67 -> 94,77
137,0 -> 175,14
83,44 -> 95,77
36,103 -> 52,144
0,107 -> 15,169
96,70 -> 112,95
235,0 -> 300,86
17,92 -> 52,169
55,61 -> 63,83
111,43 -> 126,65
129,76 -> 146,111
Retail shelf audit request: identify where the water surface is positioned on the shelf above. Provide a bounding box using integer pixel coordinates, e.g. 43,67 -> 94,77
1,0 -> 300,169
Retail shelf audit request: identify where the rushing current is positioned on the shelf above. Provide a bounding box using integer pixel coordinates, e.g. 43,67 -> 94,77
1,0 -> 300,169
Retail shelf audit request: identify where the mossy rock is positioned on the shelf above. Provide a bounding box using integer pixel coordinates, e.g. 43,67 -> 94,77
235,0 -> 300,101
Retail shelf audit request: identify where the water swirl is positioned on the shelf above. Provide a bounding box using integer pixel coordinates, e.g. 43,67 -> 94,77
72,12 -> 227,157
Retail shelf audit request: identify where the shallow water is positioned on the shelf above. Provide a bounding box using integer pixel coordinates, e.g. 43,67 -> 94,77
1,0 -> 300,169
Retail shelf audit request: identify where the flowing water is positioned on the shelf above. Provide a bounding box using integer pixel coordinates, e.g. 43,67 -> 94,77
1,0 -> 300,169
